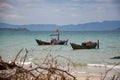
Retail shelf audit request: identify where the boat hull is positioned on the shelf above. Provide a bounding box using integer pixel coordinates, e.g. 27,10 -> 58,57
70,43 -> 97,50
36,39 -> 51,45
35,39 -> 68,45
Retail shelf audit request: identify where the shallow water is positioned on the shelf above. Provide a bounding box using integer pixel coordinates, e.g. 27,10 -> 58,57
0,31 -> 120,64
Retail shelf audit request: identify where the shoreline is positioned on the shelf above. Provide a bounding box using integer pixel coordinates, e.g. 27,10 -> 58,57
72,65 -> 120,80
0,57 -> 120,80
22,61 -> 120,80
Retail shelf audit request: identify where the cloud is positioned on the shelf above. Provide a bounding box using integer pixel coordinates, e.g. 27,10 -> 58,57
0,0 -> 120,25
0,2 -> 15,11
7,14 -> 23,19
94,0 -> 112,3
0,13 -> 23,20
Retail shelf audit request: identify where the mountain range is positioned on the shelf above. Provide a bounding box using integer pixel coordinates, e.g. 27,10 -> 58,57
0,20 -> 120,31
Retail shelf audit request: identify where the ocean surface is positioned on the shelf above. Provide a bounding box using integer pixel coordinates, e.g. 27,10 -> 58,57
0,31 -> 120,65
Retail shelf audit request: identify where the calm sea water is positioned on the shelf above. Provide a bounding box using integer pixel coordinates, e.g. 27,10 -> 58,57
0,31 -> 120,64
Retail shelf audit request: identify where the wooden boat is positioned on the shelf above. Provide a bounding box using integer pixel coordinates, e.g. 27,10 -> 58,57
70,40 -> 99,50
110,56 -> 120,59
36,39 -> 68,45
36,39 -> 51,45
35,28 -> 68,45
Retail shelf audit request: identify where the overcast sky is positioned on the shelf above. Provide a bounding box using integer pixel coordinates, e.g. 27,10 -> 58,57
0,0 -> 120,25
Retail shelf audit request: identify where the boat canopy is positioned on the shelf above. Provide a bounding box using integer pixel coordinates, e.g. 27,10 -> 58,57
50,33 -> 59,36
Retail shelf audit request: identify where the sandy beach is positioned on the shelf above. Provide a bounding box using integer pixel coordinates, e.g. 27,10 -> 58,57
0,54 -> 120,80
1,47 -> 120,80
73,65 -> 120,80
23,61 -> 120,80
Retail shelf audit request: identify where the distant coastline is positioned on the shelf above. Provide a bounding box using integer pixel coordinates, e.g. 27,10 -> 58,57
114,27 -> 120,31
0,28 -> 29,31
0,20 -> 120,31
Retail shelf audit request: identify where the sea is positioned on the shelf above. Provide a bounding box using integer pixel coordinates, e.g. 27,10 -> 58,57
0,31 -> 120,65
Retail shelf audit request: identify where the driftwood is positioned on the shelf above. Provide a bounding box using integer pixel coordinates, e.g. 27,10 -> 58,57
0,49 -> 76,80
1,49 -> 119,80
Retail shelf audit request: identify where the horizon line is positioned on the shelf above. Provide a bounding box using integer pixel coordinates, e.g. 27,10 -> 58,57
0,20 -> 120,26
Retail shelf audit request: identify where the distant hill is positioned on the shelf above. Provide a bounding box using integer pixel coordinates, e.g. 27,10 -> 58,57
0,28 -> 29,31
114,27 -> 120,31
0,20 -> 120,31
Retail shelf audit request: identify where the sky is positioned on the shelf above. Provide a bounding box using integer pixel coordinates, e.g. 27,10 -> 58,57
0,0 -> 120,25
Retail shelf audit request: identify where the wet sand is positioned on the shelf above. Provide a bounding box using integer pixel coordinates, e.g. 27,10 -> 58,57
72,65 -> 120,80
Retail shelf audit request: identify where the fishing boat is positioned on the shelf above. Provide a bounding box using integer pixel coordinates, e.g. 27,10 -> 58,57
70,40 -> 99,50
36,39 -> 68,45
35,29 -> 68,45
36,39 -> 51,45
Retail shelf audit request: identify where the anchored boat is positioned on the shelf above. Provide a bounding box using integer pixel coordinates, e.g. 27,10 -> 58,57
35,29 -> 68,45
70,40 -> 99,50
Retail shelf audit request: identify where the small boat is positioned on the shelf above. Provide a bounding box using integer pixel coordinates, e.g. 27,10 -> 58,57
36,39 -> 68,45
36,39 -> 51,45
35,28 -> 68,45
70,40 -> 99,50
110,56 -> 120,59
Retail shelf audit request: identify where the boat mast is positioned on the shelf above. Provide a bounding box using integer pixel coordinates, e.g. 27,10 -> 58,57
97,40 -> 99,49
56,28 -> 59,40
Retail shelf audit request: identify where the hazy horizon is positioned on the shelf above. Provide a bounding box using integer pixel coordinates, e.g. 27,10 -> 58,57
0,20 -> 120,31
